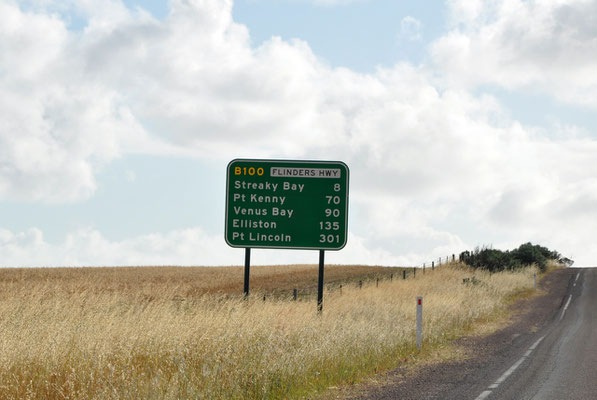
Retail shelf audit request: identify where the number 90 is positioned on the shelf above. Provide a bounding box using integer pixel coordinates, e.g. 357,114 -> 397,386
325,209 -> 340,217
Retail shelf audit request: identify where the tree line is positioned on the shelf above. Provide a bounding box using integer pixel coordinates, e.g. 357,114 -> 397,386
459,243 -> 574,272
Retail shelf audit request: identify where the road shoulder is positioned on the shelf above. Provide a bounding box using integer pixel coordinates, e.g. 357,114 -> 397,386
324,267 -> 573,400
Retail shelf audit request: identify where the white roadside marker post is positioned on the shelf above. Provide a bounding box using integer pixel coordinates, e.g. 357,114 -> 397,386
416,296 -> 423,350
534,273 -> 537,290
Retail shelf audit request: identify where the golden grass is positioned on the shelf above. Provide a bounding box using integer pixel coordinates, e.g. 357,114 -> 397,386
0,264 -> 400,299
0,263 -> 541,399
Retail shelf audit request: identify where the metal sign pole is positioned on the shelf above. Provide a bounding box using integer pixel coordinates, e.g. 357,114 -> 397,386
244,248 -> 251,298
317,250 -> 325,313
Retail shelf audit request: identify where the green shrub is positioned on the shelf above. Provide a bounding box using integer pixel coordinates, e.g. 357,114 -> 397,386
459,243 -> 572,272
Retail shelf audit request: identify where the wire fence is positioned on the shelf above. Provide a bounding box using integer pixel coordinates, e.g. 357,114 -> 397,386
410,253 -> 461,270
259,253 -> 465,302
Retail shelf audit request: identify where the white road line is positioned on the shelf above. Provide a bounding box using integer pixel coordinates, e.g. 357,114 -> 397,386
475,390 -> 492,400
473,336 -> 545,400
559,295 -> 572,321
494,357 -> 526,385
529,336 -> 545,350
574,272 -> 580,283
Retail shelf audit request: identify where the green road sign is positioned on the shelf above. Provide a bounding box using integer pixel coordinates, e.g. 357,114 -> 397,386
225,159 -> 349,250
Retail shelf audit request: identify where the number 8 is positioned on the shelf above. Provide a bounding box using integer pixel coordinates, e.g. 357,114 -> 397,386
334,183 -> 341,192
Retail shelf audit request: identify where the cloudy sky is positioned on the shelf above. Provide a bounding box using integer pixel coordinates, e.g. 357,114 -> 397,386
1,0 -> 596,268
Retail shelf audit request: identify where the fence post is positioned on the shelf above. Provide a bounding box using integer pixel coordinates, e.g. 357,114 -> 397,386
423,263 -> 426,274
432,261 -> 434,270
339,284 -> 343,295
452,254 -> 456,262
413,267 -> 416,278
416,297 -> 423,350
534,273 -> 537,290
293,288 -> 298,301
359,280 -> 362,289
403,270 -> 406,280
390,273 -> 393,281
376,278 -> 379,287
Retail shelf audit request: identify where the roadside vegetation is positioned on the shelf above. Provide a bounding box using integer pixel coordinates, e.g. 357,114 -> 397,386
0,261 -> 562,399
460,242 -> 573,272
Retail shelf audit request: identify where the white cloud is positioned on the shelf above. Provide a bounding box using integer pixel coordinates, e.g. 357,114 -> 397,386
1,0 -> 597,266
0,1 -> 167,202
0,227 -> 420,267
288,0 -> 365,5
433,0 -> 597,106
0,227 -> 233,267
400,16 -> 422,41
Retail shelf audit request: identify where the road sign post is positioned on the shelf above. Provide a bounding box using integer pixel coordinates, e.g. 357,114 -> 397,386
225,159 -> 349,310
243,248 -> 251,298
318,250 -> 325,313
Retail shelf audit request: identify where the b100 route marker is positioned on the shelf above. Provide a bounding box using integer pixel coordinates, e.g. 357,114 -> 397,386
225,159 -> 349,250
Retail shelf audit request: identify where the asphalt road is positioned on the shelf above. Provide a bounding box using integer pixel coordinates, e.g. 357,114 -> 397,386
347,267 -> 596,400
476,267 -> 597,400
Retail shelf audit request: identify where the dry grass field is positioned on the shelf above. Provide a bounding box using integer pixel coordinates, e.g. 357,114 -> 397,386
0,264 -> 401,299
0,263 -> 547,399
